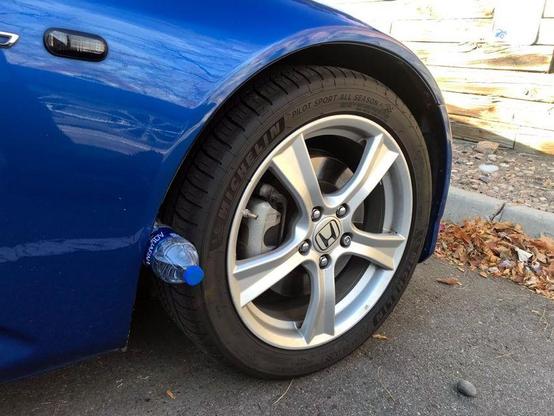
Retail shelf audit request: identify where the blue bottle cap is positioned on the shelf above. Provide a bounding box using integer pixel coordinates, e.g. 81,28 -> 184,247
182,265 -> 204,286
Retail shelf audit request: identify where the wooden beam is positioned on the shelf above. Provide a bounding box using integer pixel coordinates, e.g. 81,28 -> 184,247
317,1 -> 396,33
429,66 -> 554,103
450,115 -> 554,155
444,91 -> 554,130
319,0 -> 495,19
401,0 -> 495,19
391,18 -> 492,42
406,41 -> 554,72
515,127 -> 554,154
544,0 -> 554,18
491,0 -> 544,45
450,114 -> 516,148
537,18 -> 554,44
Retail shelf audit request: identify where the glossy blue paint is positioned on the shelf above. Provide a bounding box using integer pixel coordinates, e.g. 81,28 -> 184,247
421,104 -> 452,260
0,0 -> 450,381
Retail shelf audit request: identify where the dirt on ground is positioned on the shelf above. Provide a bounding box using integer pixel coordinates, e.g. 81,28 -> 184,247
451,140 -> 554,213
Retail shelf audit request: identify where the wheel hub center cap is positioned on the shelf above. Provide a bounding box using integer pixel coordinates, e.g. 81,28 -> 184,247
313,217 -> 342,253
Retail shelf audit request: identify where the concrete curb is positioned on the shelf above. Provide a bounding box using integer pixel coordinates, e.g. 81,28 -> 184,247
442,186 -> 554,238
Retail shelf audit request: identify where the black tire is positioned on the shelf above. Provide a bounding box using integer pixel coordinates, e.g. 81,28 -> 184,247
157,65 -> 432,378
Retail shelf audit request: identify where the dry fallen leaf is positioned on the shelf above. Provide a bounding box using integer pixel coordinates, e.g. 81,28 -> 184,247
435,219 -> 553,300
166,389 -> 176,400
436,277 -> 462,286
372,333 -> 388,340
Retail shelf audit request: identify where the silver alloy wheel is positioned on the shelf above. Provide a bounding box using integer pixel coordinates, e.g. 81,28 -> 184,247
227,115 -> 413,349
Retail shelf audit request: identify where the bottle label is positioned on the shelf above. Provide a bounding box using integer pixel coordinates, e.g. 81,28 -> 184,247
144,227 -> 176,266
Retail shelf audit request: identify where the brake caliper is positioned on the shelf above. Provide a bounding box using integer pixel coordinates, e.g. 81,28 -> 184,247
241,184 -> 287,257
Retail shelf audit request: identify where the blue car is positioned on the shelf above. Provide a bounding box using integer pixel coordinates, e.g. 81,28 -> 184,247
0,0 -> 451,381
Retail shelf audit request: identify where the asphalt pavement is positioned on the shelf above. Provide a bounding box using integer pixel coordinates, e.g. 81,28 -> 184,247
1,257 -> 552,416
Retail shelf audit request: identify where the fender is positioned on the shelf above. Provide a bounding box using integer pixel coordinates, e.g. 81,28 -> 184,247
0,0 -> 450,381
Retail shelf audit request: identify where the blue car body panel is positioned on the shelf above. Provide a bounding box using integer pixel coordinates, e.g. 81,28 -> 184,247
0,0 -> 451,381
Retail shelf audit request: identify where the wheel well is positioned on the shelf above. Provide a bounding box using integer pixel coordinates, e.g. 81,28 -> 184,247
162,42 -> 449,254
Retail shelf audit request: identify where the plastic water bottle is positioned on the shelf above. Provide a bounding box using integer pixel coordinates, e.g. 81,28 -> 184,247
144,224 -> 204,286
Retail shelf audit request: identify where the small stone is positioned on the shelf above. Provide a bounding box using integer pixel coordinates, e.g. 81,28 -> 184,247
487,154 -> 497,161
475,140 -> 499,154
488,266 -> 499,274
500,163 -> 509,168
457,379 -> 477,397
479,176 -> 491,184
479,164 -> 499,174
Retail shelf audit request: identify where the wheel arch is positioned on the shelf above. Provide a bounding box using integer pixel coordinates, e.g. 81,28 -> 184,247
161,42 -> 451,260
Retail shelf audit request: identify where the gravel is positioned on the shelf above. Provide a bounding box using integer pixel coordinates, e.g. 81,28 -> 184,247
451,140 -> 554,213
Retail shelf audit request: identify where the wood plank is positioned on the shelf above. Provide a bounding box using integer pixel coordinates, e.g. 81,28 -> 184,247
537,18 -> 554,44
444,91 -> 554,130
429,66 -> 554,103
401,0 -> 495,19
406,41 -> 554,72
450,115 -> 554,155
514,127 -> 554,154
317,1 -> 398,33
492,0 -> 544,45
391,18 -> 492,42
450,115 -> 516,148
545,0 -> 554,17
319,0 -> 494,19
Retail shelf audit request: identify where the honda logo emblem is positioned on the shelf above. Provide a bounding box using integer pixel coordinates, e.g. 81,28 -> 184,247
314,218 -> 341,252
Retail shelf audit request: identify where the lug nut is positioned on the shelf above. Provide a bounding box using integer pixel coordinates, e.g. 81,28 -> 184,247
311,207 -> 322,221
299,240 -> 311,254
341,234 -> 352,247
319,255 -> 329,269
336,205 -> 348,218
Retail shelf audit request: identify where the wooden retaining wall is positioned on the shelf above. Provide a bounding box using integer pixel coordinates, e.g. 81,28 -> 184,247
318,0 -> 554,154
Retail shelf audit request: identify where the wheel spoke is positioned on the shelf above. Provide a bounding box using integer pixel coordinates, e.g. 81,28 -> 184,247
300,261 -> 336,343
327,134 -> 398,211
227,114 -> 414,350
233,240 -> 306,307
270,133 -> 324,215
347,229 -> 406,270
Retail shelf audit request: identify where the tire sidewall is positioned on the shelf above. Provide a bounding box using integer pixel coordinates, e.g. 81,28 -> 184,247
192,79 -> 431,377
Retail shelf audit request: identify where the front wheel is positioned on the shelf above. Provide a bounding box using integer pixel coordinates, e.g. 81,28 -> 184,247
158,65 -> 432,377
